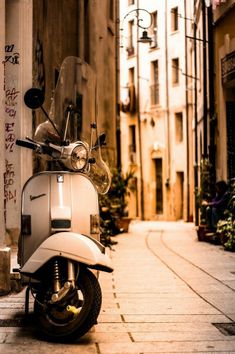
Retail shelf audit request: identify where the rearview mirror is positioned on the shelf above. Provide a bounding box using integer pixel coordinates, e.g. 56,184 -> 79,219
94,133 -> 106,148
24,88 -> 44,109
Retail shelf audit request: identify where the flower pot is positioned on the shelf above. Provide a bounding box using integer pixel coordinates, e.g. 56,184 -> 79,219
116,217 -> 132,233
197,225 -> 206,241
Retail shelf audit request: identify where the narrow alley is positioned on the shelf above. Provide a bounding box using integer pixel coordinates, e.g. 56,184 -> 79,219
0,221 -> 235,353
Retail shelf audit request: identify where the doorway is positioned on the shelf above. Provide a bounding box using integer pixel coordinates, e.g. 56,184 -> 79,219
226,102 -> 235,181
176,172 -> 184,219
155,158 -> 163,214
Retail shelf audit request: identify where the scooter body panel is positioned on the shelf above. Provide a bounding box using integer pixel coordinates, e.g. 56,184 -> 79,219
21,232 -> 113,274
20,171 -> 100,267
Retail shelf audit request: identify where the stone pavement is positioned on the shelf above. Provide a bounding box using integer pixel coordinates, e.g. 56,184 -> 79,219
0,221 -> 235,353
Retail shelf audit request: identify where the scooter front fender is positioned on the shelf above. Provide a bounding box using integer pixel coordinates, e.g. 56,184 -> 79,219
20,232 -> 113,275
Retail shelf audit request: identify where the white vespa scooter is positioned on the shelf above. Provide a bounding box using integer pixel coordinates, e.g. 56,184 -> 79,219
15,57 -> 113,341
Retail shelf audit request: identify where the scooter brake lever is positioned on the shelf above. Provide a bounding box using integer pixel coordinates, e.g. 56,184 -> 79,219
26,136 -> 37,143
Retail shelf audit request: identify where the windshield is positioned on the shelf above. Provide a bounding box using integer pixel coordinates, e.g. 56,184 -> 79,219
34,56 -> 111,194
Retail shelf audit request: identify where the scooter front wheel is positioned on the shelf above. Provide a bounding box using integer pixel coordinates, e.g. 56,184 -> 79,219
34,267 -> 102,342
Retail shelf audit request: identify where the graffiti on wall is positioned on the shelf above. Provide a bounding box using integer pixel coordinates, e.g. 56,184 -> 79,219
4,44 -> 20,221
35,38 -> 45,92
5,44 -> 20,65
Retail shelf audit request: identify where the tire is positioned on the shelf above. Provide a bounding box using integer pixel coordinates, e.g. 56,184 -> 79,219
34,268 -> 102,342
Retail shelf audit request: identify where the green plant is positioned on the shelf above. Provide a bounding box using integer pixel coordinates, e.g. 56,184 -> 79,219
100,168 -> 136,217
216,180 -> 235,251
217,217 -> 235,251
199,157 -> 214,224
99,168 -> 136,246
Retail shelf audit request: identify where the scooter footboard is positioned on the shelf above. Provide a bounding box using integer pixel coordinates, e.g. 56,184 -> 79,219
20,232 -> 113,275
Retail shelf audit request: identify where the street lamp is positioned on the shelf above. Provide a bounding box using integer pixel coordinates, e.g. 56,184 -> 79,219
120,8 -> 152,45
120,7 -> 152,220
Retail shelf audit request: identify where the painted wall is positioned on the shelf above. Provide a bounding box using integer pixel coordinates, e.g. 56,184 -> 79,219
32,0 -> 117,165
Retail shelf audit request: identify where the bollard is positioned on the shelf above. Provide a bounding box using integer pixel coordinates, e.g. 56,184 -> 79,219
0,247 -> 11,295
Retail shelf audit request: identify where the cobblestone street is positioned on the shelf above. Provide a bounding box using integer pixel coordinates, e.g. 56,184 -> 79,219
0,221 -> 235,353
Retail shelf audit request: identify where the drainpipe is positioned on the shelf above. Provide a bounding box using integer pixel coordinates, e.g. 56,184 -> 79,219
137,0 -> 144,220
202,0 -> 208,157
194,22 -> 199,226
184,0 -> 190,221
0,0 -> 11,295
115,0 -> 121,169
165,0 -> 170,193
207,5 -> 216,189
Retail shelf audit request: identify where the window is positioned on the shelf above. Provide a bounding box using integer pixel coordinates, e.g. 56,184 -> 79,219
129,125 -> 136,152
128,67 -> 136,112
129,125 -> 137,163
171,7 -> 178,32
84,0 -> 90,63
150,11 -> 158,48
175,112 -> 183,143
109,0 -> 114,21
127,20 -> 135,56
172,58 -> 179,85
129,67 -> 135,84
150,60 -> 159,105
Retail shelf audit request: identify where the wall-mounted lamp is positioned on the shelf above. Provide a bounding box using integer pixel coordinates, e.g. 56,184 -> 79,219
138,30 -> 152,43
120,8 -> 153,45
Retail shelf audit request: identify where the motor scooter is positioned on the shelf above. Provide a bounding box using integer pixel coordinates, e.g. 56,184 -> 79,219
15,57 -> 113,341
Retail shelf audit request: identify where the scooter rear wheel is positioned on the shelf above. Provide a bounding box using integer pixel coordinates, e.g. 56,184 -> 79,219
34,267 -> 102,342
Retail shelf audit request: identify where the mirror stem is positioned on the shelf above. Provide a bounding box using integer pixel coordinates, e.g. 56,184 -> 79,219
40,106 -> 62,141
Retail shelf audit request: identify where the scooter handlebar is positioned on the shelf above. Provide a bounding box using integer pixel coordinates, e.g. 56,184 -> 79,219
16,139 -> 61,158
16,139 -> 39,151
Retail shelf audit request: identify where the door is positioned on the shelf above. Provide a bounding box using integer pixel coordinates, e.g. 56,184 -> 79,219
226,102 -> 235,181
175,172 -> 184,220
155,158 -> 163,214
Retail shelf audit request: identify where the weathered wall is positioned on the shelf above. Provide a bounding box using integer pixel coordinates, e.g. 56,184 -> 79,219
32,0 -> 117,165
4,0 -> 33,245
2,0 -> 117,245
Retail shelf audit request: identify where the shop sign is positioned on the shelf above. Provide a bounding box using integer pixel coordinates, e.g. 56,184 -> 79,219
221,51 -> 235,86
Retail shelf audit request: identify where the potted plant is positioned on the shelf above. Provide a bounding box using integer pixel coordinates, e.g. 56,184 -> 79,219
99,168 -> 136,242
196,157 -> 214,241
217,217 -> 235,251
216,180 -> 235,251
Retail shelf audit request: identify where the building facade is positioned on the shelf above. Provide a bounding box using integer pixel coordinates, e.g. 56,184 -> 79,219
191,0 -> 235,224
213,0 -> 235,183
120,0 -> 194,221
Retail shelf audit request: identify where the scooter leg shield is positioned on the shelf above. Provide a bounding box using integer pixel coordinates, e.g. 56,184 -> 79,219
20,232 -> 113,275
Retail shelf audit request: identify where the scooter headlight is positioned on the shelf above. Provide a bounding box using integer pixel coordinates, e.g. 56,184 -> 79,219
71,143 -> 88,171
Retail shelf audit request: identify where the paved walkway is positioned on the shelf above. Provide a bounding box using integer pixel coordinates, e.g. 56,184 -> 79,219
0,221 -> 235,353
